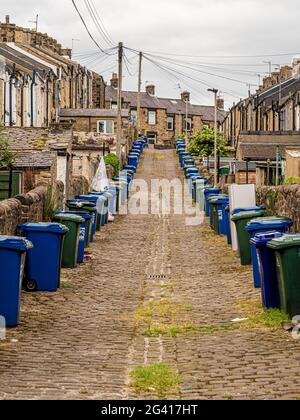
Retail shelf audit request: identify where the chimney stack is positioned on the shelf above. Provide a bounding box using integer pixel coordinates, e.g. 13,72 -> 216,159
146,84 -> 155,96
181,91 -> 190,103
217,97 -> 224,110
110,72 -> 118,89
5,15 -> 10,24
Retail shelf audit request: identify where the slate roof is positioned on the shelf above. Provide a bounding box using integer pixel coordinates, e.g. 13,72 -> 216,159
59,109 -> 129,118
0,43 -> 54,77
105,86 -> 227,123
239,142 -> 300,161
2,126 -> 73,169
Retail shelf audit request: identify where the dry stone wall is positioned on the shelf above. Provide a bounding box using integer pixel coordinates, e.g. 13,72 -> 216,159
257,184 -> 300,232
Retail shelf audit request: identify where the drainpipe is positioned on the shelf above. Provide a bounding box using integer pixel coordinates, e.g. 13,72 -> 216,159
46,76 -> 49,126
31,71 -> 36,127
20,77 -> 24,127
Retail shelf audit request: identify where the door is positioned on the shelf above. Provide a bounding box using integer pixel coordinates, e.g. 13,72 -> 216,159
0,171 -> 21,200
147,132 -> 157,145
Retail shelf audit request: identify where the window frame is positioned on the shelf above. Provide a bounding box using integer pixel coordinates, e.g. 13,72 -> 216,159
184,116 -> 193,132
167,115 -> 175,131
97,119 -> 115,135
130,109 -> 137,123
148,110 -> 157,125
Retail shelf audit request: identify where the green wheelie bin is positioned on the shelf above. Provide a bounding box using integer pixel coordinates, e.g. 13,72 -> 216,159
268,234 -> 300,318
232,209 -> 268,265
53,213 -> 84,269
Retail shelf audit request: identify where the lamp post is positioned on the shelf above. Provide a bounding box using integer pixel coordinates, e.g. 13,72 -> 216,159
208,88 -> 219,187
185,96 -> 189,144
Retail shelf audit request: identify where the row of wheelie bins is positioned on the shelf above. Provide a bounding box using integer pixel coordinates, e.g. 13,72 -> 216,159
0,138 -> 148,328
204,185 -> 300,319
176,139 -> 209,206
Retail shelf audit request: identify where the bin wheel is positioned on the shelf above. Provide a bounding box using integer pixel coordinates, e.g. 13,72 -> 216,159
24,279 -> 38,293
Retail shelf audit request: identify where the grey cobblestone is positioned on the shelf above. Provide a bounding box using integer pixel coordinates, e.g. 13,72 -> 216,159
0,147 -> 300,400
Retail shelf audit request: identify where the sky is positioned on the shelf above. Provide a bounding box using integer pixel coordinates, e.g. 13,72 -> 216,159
1,0 -> 300,109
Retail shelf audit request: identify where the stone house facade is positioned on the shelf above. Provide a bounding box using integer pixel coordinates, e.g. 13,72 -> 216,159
0,16 -> 105,128
105,73 -> 226,145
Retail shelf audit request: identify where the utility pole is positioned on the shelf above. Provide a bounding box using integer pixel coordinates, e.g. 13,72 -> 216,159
276,145 -> 280,186
185,97 -> 189,144
137,52 -> 142,136
208,88 -> 219,187
116,42 -> 123,160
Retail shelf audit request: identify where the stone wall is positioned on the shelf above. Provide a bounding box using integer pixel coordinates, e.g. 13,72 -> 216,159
257,184 -> 300,232
70,176 -> 89,198
0,181 -> 65,236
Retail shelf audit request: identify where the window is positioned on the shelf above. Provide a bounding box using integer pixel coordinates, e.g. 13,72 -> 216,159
148,110 -> 156,125
184,117 -> 193,132
167,115 -> 174,131
131,110 -> 137,122
111,102 -> 118,110
97,120 -> 114,134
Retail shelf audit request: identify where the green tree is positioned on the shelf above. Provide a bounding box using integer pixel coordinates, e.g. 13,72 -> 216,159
0,126 -> 15,168
188,127 -> 229,158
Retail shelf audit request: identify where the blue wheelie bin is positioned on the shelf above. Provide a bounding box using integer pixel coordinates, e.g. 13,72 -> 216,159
204,188 -> 222,217
18,223 -> 69,292
245,217 -> 293,289
225,206 -> 232,246
0,236 -> 33,327
128,155 -> 138,169
216,197 -> 230,236
251,231 -> 283,309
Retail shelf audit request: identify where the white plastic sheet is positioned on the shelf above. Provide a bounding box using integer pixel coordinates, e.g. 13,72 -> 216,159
91,157 -> 109,192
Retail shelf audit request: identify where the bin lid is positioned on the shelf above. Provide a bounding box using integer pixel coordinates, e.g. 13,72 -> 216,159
232,210 -> 267,221
53,213 -> 84,223
208,197 -> 229,204
232,206 -> 265,215
55,212 -> 92,221
245,217 -> 293,232
204,188 -> 221,195
250,231 -> 284,247
89,192 -> 111,200
267,234 -> 300,250
0,236 -> 33,251
18,222 -> 69,234
66,200 -> 96,208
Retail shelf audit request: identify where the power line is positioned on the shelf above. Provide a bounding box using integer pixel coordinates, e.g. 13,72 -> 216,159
71,0 -> 110,55
135,48 -> 300,59
88,0 -> 116,45
142,51 -> 258,87
84,0 -> 115,47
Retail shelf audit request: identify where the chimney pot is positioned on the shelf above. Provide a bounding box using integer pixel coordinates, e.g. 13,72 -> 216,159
146,84 -> 155,96
110,72 -> 118,89
181,91 -> 190,103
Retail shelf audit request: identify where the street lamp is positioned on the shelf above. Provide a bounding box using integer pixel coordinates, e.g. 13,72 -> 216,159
207,88 -> 219,187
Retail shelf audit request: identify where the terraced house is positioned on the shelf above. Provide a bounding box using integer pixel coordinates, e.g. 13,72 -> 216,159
0,16 -> 105,128
105,73 -> 227,145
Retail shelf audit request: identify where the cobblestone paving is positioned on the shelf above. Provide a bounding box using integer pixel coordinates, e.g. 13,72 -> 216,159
1,147 -> 300,400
